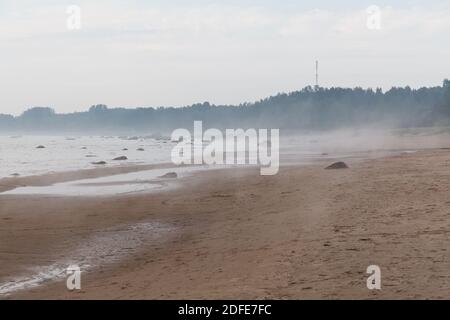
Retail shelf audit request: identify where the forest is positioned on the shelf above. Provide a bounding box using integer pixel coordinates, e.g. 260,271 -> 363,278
1,80 -> 449,134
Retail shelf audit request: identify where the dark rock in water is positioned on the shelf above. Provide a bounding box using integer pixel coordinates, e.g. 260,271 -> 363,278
325,162 -> 349,170
159,172 -> 178,179
113,156 -> 128,161
92,161 -> 107,165
36,145 -> 46,149
137,148 -> 145,151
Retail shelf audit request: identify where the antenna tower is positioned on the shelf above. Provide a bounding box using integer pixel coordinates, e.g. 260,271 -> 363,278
315,60 -> 319,90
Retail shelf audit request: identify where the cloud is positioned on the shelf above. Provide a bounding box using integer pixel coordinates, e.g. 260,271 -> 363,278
1,3 -> 449,42
0,2 -> 449,114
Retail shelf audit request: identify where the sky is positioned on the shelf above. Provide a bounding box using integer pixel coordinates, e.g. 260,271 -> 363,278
0,0 -> 449,115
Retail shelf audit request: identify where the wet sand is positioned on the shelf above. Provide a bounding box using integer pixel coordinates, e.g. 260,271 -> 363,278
1,149 -> 450,299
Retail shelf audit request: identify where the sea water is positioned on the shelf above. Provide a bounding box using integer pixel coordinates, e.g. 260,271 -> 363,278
0,135 -> 174,179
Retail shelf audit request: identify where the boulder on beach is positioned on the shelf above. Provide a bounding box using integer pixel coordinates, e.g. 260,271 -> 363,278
113,156 -> 128,161
159,172 -> 178,179
92,161 -> 107,165
325,162 -> 349,170
36,145 -> 46,149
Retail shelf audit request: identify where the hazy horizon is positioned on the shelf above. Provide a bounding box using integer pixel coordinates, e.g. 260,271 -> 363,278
1,0 -> 450,115
1,81 -> 448,116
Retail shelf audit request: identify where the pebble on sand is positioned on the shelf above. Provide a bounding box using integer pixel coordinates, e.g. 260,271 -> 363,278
325,162 -> 349,170
159,172 -> 178,179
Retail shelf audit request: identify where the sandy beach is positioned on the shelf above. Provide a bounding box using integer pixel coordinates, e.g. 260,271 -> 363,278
1,149 -> 450,299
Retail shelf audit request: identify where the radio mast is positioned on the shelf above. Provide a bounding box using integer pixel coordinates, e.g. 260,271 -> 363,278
315,60 -> 319,90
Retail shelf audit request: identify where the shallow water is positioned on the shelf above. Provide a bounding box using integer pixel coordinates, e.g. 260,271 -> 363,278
0,130 -> 430,197
1,166 -> 210,196
0,135 -> 174,179
0,221 -> 174,296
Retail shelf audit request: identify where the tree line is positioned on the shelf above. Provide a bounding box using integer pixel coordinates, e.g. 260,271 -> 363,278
1,80 -> 449,134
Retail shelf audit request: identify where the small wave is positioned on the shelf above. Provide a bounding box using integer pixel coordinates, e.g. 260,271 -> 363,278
0,222 -> 174,297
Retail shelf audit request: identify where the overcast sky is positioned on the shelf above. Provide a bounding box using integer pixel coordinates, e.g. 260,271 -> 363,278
0,0 -> 449,115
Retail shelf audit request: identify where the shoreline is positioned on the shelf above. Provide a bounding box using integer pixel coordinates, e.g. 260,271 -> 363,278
0,163 -> 180,194
1,149 -> 450,299
0,144 -> 424,194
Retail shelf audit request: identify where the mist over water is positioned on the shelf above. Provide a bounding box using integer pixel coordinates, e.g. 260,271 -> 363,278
1,81 -> 449,179
2,127 -> 450,181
